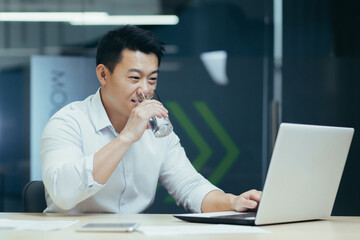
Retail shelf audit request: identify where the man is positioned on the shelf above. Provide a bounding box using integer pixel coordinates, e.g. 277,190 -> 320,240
41,25 -> 261,213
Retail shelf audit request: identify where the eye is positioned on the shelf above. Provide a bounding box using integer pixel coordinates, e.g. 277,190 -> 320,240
148,77 -> 157,84
129,76 -> 140,80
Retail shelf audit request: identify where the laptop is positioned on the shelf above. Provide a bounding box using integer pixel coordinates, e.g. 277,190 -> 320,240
174,123 -> 354,225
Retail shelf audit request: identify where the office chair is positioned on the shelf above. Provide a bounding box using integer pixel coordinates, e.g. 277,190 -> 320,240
22,180 -> 47,212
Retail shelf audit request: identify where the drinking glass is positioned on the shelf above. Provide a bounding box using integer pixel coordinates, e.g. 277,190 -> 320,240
139,90 -> 173,138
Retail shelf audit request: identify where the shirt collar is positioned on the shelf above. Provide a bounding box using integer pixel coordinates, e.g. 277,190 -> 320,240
90,88 -> 113,132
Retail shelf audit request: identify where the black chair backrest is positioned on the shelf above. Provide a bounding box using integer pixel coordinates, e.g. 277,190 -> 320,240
22,180 -> 47,212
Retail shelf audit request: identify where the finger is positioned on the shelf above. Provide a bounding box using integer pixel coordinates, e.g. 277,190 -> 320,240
231,196 -> 255,212
139,100 -> 169,115
155,104 -> 169,116
245,199 -> 258,209
140,99 -> 163,107
156,109 -> 169,118
148,100 -> 168,112
247,189 -> 262,202
146,104 -> 169,118
239,197 -> 258,209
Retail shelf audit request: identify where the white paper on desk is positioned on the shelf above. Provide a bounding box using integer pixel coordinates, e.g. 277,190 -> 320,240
0,219 -> 79,231
138,224 -> 271,236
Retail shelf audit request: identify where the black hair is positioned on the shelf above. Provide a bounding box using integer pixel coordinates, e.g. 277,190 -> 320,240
96,25 -> 165,73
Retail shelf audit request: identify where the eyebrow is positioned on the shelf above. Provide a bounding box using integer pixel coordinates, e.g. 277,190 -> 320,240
128,68 -> 159,75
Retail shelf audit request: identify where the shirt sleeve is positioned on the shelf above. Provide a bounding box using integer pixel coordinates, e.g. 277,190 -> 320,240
41,114 -> 103,210
158,133 -> 222,213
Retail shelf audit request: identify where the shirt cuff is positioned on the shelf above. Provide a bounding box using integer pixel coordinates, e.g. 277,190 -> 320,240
74,154 -> 104,191
187,183 -> 223,213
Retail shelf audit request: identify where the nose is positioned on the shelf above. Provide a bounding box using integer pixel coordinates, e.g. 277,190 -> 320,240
137,80 -> 154,100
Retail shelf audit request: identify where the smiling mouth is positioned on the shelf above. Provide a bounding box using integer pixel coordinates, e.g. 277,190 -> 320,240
131,99 -> 142,104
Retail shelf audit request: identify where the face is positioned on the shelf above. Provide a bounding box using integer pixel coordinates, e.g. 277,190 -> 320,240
98,49 -> 159,122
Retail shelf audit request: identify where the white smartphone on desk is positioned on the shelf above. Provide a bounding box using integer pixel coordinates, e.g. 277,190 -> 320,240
76,222 -> 140,232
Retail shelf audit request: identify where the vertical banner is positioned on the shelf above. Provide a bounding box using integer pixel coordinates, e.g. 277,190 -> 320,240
30,56 -> 99,180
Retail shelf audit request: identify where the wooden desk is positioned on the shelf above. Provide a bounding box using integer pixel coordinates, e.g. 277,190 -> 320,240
0,213 -> 359,240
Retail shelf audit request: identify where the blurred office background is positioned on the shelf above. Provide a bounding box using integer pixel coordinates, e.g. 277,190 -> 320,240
0,0 -> 359,215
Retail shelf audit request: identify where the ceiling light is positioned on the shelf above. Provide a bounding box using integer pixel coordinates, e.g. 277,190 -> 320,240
0,12 -> 108,23
70,15 -> 179,25
0,12 -> 179,25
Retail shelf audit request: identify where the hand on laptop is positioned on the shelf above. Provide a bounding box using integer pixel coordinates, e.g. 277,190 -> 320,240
201,189 -> 262,212
230,189 -> 262,212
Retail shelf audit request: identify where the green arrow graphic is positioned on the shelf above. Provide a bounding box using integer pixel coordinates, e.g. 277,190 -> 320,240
165,102 -> 212,171
164,101 -> 212,203
194,102 -> 240,185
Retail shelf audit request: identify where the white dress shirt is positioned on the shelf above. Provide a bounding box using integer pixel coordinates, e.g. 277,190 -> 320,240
41,89 -> 220,213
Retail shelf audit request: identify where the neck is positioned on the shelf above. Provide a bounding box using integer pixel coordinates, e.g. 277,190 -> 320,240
99,88 -> 128,134
109,114 -> 128,134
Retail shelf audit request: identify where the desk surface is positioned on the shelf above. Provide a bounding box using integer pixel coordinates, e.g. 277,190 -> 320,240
0,213 -> 360,240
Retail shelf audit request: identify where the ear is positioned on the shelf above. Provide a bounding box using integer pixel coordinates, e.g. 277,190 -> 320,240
96,64 -> 109,86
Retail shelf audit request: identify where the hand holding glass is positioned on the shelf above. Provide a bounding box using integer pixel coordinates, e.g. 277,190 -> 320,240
139,91 -> 173,138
